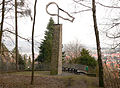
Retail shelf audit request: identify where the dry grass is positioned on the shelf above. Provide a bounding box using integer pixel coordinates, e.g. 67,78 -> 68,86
0,71 -> 99,88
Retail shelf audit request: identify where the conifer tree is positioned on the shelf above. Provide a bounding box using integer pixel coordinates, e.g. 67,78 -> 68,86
12,47 -> 25,69
27,56 -> 31,67
36,17 -> 54,63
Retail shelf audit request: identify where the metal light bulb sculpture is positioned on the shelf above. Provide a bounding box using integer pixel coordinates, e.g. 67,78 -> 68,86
46,2 -> 75,24
46,2 -> 75,75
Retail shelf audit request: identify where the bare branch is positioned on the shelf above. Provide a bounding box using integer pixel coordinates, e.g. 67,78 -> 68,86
106,32 -> 120,39
4,21 -> 14,29
0,0 -> 11,5
3,28 -> 40,45
3,34 -> 15,45
73,0 -> 91,9
4,6 -> 14,17
105,23 -> 120,31
111,43 -> 120,49
3,29 -> 30,42
72,9 -> 91,14
96,2 -> 120,9
64,40 -> 83,59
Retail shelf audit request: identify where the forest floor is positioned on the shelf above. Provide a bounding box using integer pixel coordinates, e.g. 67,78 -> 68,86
0,71 -> 99,88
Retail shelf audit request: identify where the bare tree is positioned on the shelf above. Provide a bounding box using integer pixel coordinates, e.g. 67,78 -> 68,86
0,0 -> 5,54
92,0 -> 104,87
64,40 -> 83,59
1,0 -> 32,70
96,0 -> 120,49
72,0 -> 120,50
15,0 -> 18,71
31,0 -> 37,85
73,0 -> 104,87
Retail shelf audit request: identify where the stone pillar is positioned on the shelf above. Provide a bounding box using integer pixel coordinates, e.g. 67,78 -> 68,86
50,24 -> 62,75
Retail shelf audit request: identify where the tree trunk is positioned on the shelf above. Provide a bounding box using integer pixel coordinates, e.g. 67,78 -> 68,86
0,0 -> 5,54
31,0 -> 37,85
92,0 -> 104,87
15,0 -> 18,71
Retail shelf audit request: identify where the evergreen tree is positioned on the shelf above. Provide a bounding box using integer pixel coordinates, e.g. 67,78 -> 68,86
27,56 -> 31,69
80,48 -> 90,56
23,54 -> 27,68
62,51 -> 66,63
36,17 -> 54,63
12,47 -> 26,69
74,48 -> 97,68
18,54 -> 25,70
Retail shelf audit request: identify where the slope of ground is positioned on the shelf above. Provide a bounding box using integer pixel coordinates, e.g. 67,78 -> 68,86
0,71 -> 99,88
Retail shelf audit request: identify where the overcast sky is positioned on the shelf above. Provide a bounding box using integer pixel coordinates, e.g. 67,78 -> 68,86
3,0 -> 119,54
30,0 -> 96,47
19,0 -> 96,48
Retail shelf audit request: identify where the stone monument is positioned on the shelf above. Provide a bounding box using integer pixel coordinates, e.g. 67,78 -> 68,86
46,2 -> 74,75
51,24 -> 62,75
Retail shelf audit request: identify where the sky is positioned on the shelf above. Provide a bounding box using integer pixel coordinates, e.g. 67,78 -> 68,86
19,0 -> 96,50
3,0 -> 118,54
